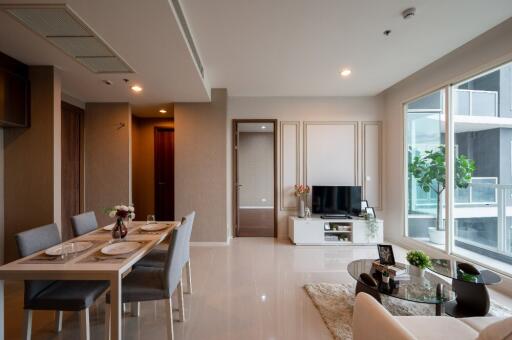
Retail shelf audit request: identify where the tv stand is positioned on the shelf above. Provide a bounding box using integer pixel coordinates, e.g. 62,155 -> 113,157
321,214 -> 352,219
288,216 -> 383,245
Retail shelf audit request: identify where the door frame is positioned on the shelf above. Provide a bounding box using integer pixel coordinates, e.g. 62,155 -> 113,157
232,119 -> 278,237
154,127 -> 175,220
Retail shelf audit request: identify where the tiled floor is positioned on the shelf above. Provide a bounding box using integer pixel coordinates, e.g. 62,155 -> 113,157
4,238 -> 512,339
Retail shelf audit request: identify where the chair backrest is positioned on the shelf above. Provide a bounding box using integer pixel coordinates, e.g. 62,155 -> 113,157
181,211 -> 195,264
163,218 -> 190,296
15,224 -> 61,303
70,211 -> 98,237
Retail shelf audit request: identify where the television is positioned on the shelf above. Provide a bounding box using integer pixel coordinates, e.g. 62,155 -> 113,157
311,186 -> 362,216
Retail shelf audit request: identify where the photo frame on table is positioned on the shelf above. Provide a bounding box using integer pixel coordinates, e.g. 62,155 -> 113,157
377,244 -> 396,265
361,200 -> 369,210
365,207 -> 376,218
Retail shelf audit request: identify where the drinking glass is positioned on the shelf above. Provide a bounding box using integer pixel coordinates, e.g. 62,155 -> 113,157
147,214 -> 156,224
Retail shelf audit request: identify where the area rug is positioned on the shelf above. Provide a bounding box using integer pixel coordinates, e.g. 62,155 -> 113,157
304,282 -> 512,340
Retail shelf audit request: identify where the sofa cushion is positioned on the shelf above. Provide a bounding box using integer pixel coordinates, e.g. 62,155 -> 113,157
461,317 -> 507,333
477,317 -> 512,340
395,316 -> 478,340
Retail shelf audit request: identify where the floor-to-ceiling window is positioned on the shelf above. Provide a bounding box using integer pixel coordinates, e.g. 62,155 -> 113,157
405,60 -> 512,271
405,90 -> 446,249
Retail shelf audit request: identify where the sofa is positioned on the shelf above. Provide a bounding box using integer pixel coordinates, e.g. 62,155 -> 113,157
352,292 -> 512,340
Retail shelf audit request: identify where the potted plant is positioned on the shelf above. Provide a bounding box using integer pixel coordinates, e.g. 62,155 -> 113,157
382,269 -> 390,284
409,146 -> 475,244
406,250 -> 432,277
294,184 -> 310,218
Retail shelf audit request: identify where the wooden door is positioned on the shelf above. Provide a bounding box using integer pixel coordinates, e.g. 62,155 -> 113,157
61,101 -> 82,240
155,128 -> 175,221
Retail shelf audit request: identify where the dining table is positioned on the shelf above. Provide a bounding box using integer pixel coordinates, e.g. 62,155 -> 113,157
0,220 -> 179,340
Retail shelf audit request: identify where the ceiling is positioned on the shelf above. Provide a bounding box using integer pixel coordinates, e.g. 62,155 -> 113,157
181,0 -> 512,97
0,0 -> 210,117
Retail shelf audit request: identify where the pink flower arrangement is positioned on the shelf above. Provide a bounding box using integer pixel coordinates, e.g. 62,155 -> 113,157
294,184 -> 310,198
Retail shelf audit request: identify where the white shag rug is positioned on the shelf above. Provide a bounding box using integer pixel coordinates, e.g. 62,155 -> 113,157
304,282 -> 512,340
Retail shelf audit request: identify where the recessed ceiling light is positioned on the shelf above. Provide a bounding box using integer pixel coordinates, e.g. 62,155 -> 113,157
340,69 -> 352,77
159,109 -> 167,114
131,85 -> 143,93
261,126 -> 267,129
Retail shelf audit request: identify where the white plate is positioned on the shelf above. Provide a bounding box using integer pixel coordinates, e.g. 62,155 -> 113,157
45,242 -> 93,256
140,223 -> 168,232
103,223 -> 115,231
101,242 -> 141,256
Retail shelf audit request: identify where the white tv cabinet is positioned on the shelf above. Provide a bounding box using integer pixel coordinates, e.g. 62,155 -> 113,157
288,216 -> 383,245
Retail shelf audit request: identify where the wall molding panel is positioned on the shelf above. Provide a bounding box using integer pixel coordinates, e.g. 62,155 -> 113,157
279,121 -> 300,211
362,121 -> 382,210
304,121 -> 359,187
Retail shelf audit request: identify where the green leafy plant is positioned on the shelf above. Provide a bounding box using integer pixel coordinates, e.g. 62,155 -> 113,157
406,250 -> 432,269
409,145 -> 475,230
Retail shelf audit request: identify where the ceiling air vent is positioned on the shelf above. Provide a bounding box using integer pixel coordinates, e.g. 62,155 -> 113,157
171,0 -> 204,78
1,5 -> 134,74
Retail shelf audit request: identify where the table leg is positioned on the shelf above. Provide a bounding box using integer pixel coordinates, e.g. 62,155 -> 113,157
435,302 -> 444,316
110,274 -> 122,340
0,280 -> 4,340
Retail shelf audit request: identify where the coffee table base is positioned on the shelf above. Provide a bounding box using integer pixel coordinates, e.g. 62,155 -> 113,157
445,279 -> 490,318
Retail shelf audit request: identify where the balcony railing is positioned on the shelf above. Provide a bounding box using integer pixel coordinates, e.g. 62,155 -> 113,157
453,89 -> 498,117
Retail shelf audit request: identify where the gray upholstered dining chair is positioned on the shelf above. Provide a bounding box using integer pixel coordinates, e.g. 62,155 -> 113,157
105,220 -> 190,340
134,211 -> 195,295
15,223 -> 109,340
70,211 -> 98,237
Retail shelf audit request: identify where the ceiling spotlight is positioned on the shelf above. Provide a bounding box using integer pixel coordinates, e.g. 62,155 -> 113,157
402,7 -> 416,20
103,80 -> 113,85
340,69 -> 352,77
261,126 -> 267,129
131,85 -> 143,93
383,29 -> 392,36
159,109 -> 167,114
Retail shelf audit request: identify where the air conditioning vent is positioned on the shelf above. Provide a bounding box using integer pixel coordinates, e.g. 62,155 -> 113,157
171,0 -> 204,78
2,5 -> 134,74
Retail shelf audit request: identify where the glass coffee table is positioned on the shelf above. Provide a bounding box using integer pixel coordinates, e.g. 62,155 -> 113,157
348,259 -> 455,316
429,259 -> 502,317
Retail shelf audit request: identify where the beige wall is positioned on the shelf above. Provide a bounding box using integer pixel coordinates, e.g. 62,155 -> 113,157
0,128 -> 3,264
175,89 -> 228,242
3,66 -> 61,262
228,96 -> 384,239
238,132 -> 274,207
381,19 -> 512,295
132,116 -> 174,219
84,103 -> 132,227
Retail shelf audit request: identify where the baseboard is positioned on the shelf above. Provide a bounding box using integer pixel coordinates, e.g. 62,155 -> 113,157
190,237 -> 231,246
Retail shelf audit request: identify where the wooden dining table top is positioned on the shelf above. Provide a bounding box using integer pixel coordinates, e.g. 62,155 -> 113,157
0,221 -> 180,279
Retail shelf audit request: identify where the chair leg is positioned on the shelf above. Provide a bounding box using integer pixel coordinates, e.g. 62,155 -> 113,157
185,260 -> 193,294
23,309 -> 32,340
54,310 -> 63,333
177,279 -> 185,322
105,303 -> 111,340
80,308 -> 90,340
165,298 -> 174,340
130,302 -> 140,317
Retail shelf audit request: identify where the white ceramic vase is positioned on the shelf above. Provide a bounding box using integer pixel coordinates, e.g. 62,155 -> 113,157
298,198 -> 305,218
409,265 -> 425,277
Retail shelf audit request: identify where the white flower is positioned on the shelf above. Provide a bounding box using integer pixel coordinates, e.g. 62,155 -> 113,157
130,213 -> 136,219
120,205 -> 129,211
128,206 -> 135,212
114,205 -> 121,210
108,210 -> 116,218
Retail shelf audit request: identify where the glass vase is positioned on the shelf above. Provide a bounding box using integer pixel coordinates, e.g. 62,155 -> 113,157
112,217 -> 128,241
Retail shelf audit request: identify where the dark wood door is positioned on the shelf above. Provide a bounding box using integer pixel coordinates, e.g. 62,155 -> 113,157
155,128 -> 175,220
61,101 -> 82,240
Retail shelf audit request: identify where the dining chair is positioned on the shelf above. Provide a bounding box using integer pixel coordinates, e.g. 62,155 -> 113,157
105,220 -> 190,340
15,223 -> 109,340
70,211 -> 98,237
134,211 -> 195,294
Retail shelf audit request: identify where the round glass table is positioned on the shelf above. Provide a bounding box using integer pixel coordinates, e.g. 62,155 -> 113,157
348,259 -> 455,315
429,259 -> 502,317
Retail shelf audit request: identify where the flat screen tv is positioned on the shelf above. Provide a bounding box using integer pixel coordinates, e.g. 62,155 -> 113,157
311,186 -> 361,216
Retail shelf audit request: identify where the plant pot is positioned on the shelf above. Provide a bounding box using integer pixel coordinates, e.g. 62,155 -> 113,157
409,265 -> 425,277
428,227 -> 445,245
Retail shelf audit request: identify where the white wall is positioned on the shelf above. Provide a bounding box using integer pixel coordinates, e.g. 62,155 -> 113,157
228,96 -> 384,238
382,18 -> 512,295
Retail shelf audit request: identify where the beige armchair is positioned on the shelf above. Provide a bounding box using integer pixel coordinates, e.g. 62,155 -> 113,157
352,293 -> 512,340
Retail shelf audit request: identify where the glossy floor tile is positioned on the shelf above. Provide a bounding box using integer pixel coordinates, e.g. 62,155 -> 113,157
4,238 -> 512,339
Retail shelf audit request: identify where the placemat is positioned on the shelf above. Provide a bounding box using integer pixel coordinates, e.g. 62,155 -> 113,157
78,240 -> 153,264
20,240 -> 104,264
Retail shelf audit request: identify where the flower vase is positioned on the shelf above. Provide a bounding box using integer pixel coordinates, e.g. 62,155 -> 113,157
112,217 -> 128,241
298,198 -> 305,218
409,265 -> 425,277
